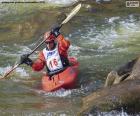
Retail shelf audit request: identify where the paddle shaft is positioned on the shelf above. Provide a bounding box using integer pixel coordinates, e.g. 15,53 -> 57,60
1,4 -> 81,79
28,39 -> 46,56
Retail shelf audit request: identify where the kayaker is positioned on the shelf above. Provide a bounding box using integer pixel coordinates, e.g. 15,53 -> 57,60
20,26 -> 70,79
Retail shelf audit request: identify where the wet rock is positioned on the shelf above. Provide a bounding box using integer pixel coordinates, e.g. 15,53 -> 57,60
78,57 -> 140,115
78,79 -> 140,115
105,57 -> 140,87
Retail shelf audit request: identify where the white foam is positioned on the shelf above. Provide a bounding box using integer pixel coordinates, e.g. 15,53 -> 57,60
97,109 -> 131,116
15,44 -> 32,54
0,66 -> 12,76
69,45 -> 82,56
0,43 -> 37,58
119,20 -> 140,35
35,88 -> 72,97
108,16 -> 120,23
15,67 -> 29,77
46,0 -> 78,5
46,88 -> 72,97
34,87 -> 85,98
77,15 -> 140,53
0,65 -> 29,79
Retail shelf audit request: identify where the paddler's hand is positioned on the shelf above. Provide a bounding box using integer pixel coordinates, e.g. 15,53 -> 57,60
20,54 -> 33,66
51,26 -> 61,38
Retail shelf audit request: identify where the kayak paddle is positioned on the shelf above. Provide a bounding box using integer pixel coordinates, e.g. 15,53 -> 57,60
0,3 -> 81,79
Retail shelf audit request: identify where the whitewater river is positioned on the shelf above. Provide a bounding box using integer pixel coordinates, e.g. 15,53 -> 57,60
0,1 -> 140,115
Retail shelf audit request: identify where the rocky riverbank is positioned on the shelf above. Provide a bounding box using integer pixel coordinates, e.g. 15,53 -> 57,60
78,56 -> 140,115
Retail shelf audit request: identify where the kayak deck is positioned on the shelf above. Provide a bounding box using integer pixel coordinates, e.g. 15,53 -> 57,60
42,57 -> 79,92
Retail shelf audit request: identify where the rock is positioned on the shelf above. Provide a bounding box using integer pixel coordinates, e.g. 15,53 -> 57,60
78,57 -> 140,115
105,57 -> 140,87
78,79 -> 140,115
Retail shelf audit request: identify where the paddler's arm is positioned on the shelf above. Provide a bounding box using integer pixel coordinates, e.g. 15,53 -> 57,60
51,26 -> 70,52
51,26 -> 70,56
56,34 -> 70,57
31,52 -> 46,71
20,52 -> 45,71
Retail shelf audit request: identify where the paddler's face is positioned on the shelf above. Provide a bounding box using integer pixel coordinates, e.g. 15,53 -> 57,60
46,41 -> 55,50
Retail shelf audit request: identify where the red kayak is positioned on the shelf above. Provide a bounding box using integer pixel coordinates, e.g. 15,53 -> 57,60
42,57 -> 79,92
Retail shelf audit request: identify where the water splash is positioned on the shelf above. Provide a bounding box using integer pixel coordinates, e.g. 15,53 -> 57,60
107,16 -> 120,23
44,88 -> 72,97
0,43 -> 37,58
71,14 -> 140,54
0,66 -> 29,78
46,0 -> 78,5
0,66 -> 12,76
69,45 -> 82,56
15,67 -> 29,77
96,109 -> 138,116
33,87 -> 85,98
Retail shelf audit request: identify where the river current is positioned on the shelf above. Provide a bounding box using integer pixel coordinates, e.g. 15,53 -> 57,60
0,1 -> 140,115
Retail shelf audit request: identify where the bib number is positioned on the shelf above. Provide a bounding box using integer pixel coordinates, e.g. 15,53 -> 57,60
49,58 -> 58,68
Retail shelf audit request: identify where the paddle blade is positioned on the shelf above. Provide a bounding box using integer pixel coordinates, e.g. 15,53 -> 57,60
61,4 -> 81,25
